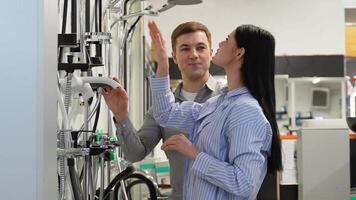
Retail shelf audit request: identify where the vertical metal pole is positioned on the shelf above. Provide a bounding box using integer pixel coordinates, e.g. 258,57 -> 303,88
89,157 -> 95,200
288,81 -> 296,129
85,0 -> 90,32
99,156 -> 105,200
342,80 -> 346,119
79,0 -> 87,63
106,160 -> 111,187
83,81 -> 89,199
99,0 -> 102,32
71,0 -> 77,33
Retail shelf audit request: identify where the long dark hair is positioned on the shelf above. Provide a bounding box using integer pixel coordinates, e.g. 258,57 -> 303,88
234,25 -> 282,172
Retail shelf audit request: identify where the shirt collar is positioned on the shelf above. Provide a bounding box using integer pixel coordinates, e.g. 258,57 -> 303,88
220,86 -> 249,99
174,74 -> 217,99
205,75 -> 219,92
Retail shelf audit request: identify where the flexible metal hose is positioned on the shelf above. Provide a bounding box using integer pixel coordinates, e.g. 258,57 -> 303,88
59,73 -> 73,199
64,73 -> 73,113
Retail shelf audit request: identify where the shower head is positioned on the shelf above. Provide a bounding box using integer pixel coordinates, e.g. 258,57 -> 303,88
167,0 -> 202,5
157,0 -> 202,13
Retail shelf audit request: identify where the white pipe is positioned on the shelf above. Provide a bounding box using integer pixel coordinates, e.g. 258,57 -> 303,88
67,96 -> 80,125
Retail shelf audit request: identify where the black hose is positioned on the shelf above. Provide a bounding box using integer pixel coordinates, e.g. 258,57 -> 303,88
122,6 -> 142,89
102,166 -> 135,199
126,16 -> 142,40
122,15 -> 141,90
128,173 -> 158,200
112,173 -> 158,200
114,179 -> 145,200
68,158 -> 84,200
92,98 -> 101,133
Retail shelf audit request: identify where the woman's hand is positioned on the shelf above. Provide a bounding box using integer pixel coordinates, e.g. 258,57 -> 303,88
148,20 -> 169,77
102,77 -> 128,122
161,134 -> 201,160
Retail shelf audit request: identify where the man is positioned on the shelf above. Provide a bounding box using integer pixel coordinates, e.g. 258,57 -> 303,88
103,21 -> 222,200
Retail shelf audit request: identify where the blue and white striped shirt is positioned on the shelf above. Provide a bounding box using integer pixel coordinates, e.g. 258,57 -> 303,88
150,76 -> 272,200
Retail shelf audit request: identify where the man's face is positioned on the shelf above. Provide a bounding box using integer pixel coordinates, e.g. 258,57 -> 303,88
172,31 -> 212,81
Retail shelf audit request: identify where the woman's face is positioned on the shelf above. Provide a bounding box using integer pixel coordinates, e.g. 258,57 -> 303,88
212,31 -> 240,67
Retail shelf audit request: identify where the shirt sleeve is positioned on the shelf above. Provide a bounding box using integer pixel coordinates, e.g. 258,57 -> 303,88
115,109 -> 162,162
191,121 -> 271,198
149,75 -> 203,134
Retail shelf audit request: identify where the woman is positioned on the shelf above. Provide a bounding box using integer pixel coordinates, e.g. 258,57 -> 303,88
148,21 -> 282,200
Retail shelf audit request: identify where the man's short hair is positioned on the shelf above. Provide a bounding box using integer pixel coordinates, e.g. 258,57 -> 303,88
171,21 -> 212,51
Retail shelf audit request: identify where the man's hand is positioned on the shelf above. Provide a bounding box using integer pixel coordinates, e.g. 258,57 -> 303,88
102,77 -> 129,122
161,134 -> 201,160
148,20 -> 169,77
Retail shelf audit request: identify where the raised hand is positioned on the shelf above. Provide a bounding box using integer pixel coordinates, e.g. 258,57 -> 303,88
102,77 -> 129,122
161,134 -> 201,160
148,20 -> 169,77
